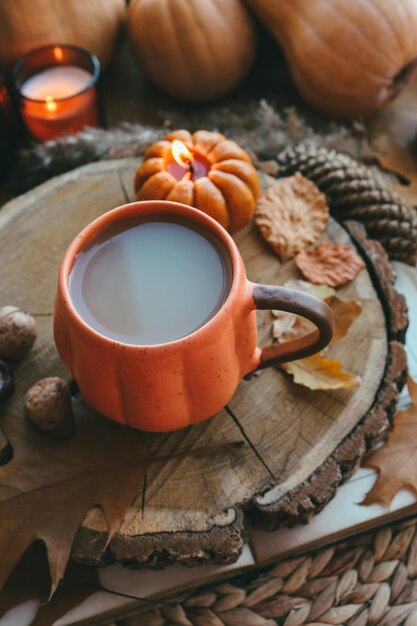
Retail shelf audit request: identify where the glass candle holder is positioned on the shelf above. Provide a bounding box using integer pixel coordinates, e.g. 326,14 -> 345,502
12,44 -> 100,142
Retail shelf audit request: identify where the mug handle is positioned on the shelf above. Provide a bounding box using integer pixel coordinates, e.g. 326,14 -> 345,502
251,284 -> 334,371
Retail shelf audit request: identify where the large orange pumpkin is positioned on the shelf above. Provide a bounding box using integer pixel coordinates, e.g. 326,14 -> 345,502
0,0 -> 125,70
246,0 -> 417,118
134,130 -> 260,233
127,0 -> 256,103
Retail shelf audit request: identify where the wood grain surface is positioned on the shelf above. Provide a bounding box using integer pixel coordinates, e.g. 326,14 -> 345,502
0,159 -> 406,568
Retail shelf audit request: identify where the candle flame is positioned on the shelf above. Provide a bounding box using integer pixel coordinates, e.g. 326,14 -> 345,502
54,46 -> 64,61
45,95 -> 58,112
171,140 -> 193,168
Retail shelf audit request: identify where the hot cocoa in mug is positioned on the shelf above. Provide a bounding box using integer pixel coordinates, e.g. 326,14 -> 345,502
54,201 -> 334,432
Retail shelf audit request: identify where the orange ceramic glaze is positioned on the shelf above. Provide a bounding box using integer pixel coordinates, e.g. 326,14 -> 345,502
54,201 -> 334,432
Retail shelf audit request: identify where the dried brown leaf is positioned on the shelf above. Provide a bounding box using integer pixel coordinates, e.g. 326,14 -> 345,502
295,243 -> 365,287
0,544 -> 99,625
271,280 -> 335,344
0,402 -> 152,600
372,140 -> 417,207
284,279 -> 336,300
255,173 -> 329,261
272,311 -> 297,339
275,296 -> 362,347
325,296 -> 363,345
282,354 -> 360,390
277,289 -> 362,388
280,316 -> 314,343
362,378 -> 417,507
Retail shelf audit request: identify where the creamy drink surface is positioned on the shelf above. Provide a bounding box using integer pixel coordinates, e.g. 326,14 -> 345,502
69,217 -> 232,345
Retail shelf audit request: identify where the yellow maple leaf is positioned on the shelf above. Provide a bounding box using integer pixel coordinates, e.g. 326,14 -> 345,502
362,378 -> 417,507
282,354 -> 360,390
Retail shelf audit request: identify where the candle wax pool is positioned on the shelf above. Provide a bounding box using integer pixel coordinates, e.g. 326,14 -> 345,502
21,66 -> 92,100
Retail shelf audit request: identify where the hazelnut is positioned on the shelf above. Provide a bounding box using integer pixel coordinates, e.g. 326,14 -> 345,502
0,359 -> 14,402
24,377 -> 75,439
0,306 -> 37,360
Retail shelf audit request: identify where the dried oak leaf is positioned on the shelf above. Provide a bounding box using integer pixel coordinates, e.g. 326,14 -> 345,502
255,173 -> 329,261
0,404 -> 152,600
361,378 -> 417,507
282,355 -> 360,390
295,243 -> 365,287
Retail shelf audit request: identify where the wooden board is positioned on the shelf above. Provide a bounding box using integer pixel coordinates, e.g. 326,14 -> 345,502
0,159 -> 408,569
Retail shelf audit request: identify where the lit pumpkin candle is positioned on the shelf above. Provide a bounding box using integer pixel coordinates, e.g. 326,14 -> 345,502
134,130 -> 260,233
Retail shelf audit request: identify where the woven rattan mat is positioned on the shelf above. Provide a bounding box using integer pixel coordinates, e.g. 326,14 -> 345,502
117,514 -> 417,626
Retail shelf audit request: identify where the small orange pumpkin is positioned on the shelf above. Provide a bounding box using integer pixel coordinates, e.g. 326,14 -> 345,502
134,130 -> 260,233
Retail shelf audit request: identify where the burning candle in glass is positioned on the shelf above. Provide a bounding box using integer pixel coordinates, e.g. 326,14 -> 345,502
12,44 -> 100,142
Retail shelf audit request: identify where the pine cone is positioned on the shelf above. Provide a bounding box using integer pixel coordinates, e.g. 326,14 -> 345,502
276,145 -> 417,265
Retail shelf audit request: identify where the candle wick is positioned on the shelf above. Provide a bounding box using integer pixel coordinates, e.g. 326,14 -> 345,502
188,159 -> 194,176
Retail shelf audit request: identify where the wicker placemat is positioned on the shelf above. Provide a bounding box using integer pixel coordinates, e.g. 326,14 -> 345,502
118,514 -> 417,626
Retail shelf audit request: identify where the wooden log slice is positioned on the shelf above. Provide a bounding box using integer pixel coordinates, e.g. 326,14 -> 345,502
0,159 -> 408,568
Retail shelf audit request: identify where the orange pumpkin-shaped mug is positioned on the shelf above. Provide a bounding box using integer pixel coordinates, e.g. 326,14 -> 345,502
54,200 -> 334,432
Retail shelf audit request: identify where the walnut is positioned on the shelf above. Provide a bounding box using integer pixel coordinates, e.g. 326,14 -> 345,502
24,377 -> 75,439
0,359 -> 14,402
0,306 -> 37,360
255,173 -> 329,262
